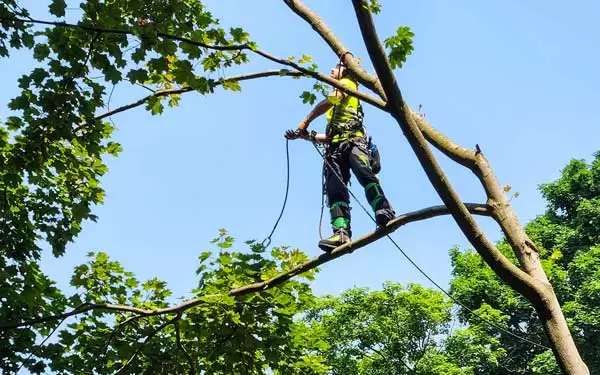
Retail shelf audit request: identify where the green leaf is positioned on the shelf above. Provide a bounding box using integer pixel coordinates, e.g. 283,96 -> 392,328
126,68 -> 149,84
49,0 -> 67,17
222,80 -> 241,92
22,32 -> 34,49
105,141 -> 123,156
146,97 -> 165,115
384,26 -> 415,69
230,27 -> 249,43
298,54 -> 313,64
300,91 -> 316,105
6,116 -> 24,131
362,0 -> 382,14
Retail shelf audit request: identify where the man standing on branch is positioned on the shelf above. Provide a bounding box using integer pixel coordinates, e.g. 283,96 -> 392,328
285,54 -> 396,252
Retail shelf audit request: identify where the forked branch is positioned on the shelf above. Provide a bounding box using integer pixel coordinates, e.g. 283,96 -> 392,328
282,0 -> 477,168
349,0 -> 539,299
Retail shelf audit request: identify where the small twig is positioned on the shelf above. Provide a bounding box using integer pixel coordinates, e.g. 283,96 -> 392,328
136,83 -> 156,93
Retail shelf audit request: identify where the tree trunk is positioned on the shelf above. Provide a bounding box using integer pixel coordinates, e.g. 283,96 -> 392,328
536,286 -> 589,374
472,152 -> 589,374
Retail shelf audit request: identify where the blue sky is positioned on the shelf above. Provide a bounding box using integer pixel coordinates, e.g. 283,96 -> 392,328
2,0 -> 599,302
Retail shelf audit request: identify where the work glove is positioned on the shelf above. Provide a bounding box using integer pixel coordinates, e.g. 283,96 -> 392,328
284,128 -> 308,140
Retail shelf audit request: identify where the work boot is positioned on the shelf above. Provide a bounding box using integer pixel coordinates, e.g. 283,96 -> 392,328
375,208 -> 395,227
318,227 -> 351,252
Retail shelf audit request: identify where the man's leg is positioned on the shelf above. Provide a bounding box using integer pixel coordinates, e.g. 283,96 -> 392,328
349,138 -> 395,227
318,146 -> 352,252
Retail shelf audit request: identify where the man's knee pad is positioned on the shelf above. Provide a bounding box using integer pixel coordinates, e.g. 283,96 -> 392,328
365,182 -> 384,210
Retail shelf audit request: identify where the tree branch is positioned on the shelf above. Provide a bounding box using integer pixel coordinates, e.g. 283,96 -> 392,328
82,67 -> 385,130
102,314 -> 147,360
349,0 -> 540,300
410,109 -> 477,168
1,16 -> 383,108
0,203 -> 490,329
92,70 -> 304,123
282,0 -> 386,99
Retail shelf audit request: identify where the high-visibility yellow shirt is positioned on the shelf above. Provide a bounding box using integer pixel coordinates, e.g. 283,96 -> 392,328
325,78 -> 363,143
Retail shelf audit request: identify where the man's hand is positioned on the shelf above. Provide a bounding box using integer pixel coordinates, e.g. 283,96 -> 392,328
284,128 -> 308,140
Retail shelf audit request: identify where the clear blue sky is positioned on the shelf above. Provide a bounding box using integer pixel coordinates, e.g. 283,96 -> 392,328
2,0 -> 599,301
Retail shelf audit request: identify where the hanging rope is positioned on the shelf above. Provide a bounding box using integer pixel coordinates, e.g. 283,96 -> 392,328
261,139 -> 291,249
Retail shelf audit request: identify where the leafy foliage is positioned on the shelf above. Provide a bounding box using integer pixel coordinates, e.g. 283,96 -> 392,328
384,26 -> 415,69
0,0 -> 254,262
304,282 -> 507,375
0,4 -> 256,372
4,231 -> 328,374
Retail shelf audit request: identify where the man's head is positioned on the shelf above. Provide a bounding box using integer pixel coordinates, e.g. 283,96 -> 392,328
329,51 -> 355,80
329,63 -> 347,80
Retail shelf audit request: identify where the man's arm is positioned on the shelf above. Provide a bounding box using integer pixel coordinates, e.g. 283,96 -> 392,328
298,89 -> 345,131
298,98 -> 331,131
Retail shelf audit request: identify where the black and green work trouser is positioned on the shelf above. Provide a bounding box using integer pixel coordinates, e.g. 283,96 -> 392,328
323,135 -> 392,231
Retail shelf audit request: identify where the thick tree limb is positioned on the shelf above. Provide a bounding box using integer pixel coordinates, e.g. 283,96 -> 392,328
350,5 -> 590,374
349,0 -> 539,299
282,0 -> 386,99
0,203 -> 490,329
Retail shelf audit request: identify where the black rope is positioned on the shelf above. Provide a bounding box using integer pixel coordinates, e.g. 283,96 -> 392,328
261,139 -> 291,249
309,140 -> 550,351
